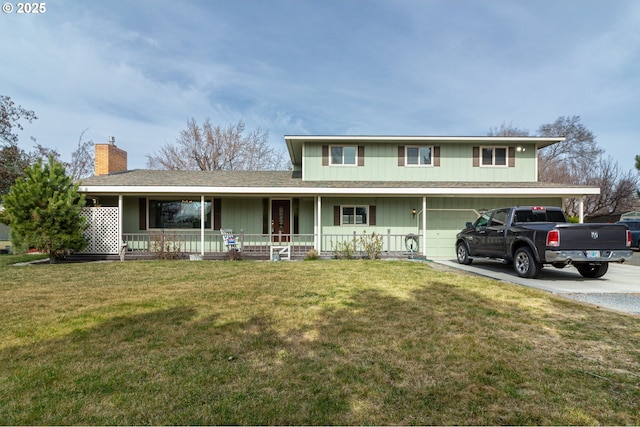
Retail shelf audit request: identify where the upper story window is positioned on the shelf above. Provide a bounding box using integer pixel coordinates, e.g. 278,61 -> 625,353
406,146 -> 433,166
322,145 -> 364,166
330,145 -> 357,166
473,146 -> 514,167
481,146 -> 507,166
398,145 -> 440,167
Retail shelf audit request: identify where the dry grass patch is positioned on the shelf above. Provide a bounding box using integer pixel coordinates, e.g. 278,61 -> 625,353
0,258 -> 639,425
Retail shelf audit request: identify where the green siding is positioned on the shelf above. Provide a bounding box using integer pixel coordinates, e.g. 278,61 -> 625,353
221,198 -> 264,234
123,196 -> 141,232
321,197 -> 420,236
304,142 -> 538,182
298,198 -> 315,234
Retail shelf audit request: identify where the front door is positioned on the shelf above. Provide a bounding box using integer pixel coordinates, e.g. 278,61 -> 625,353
271,200 -> 291,242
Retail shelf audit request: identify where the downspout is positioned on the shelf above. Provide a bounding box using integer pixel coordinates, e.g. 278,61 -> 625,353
316,196 -> 322,253
200,195 -> 205,256
118,194 -> 123,252
422,196 -> 427,257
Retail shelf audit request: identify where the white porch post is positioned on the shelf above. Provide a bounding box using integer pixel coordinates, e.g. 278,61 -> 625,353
579,196 -> 584,224
118,194 -> 123,248
200,195 -> 205,256
316,196 -> 322,253
422,196 -> 427,257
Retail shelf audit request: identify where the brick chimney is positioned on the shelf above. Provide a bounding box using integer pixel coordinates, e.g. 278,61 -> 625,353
94,137 -> 127,175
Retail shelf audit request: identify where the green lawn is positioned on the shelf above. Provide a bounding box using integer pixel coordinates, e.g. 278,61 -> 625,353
1,257 -> 639,425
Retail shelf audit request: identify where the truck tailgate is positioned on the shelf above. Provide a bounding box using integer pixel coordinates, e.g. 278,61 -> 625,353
555,224 -> 629,250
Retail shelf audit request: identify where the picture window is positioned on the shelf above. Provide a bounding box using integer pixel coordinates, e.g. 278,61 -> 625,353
149,199 -> 212,229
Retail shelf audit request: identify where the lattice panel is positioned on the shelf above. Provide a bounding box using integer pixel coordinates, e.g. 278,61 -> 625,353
80,207 -> 119,254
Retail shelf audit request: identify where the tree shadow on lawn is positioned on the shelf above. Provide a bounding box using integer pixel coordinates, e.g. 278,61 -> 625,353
1,283 -> 639,425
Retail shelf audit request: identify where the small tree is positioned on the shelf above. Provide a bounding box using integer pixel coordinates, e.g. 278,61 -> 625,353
2,157 -> 87,262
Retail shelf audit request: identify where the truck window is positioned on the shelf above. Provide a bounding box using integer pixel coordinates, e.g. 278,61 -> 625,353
475,213 -> 491,228
514,209 -> 566,223
489,209 -> 508,227
546,210 -> 567,222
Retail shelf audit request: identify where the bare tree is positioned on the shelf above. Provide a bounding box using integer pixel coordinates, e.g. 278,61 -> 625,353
535,116 -> 638,219
564,156 -> 639,220
1,95 -> 37,145
146,119 -> 286,171
67,129 -> 94,179
489,116 -> 638,219
487,121 -> 529,137
536,115 -> 603,179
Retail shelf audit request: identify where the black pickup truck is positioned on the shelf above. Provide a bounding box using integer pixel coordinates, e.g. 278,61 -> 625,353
455,206 -> 632,278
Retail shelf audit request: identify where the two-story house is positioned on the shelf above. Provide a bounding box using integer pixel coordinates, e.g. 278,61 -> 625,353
77,135 -> 599,259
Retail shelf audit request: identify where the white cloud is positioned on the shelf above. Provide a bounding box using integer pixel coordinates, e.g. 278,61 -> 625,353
2,0 -> 639,172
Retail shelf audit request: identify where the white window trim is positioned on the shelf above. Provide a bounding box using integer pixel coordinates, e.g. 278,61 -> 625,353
341,205 -> 369,226
405,145 -> 434,167
479,146 -> 509,167
329,145 -> 358,166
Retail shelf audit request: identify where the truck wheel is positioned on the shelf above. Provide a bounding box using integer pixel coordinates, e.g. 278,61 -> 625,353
456,242 -> 472,265
575,262 -> 609,278
513,247 -> 541,278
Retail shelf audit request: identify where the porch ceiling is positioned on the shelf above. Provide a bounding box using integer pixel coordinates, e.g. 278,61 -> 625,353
78,170 -> 599,197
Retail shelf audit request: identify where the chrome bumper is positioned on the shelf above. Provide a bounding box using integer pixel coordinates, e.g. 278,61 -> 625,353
545,249 -> 633,263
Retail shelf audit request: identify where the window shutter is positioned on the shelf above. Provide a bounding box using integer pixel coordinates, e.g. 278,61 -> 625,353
508,147 -> 515,167
262,198 -> 269,234
214,198 -> 222,230
293,198 -> 300,234
358,146 -> 365,166
433,146 -> 440,167
369,205 -> 376,225
398,146 -> 405,166
473,146 -> 480,167
322,145 -> 329,166
334,205 -> 341,225
138,198 -> 146,230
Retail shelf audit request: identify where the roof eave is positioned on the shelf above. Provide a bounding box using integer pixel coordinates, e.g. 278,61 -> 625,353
78,184 -> 599,197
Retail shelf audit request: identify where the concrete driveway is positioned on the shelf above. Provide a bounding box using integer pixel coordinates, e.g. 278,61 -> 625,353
433,251 -> 640,315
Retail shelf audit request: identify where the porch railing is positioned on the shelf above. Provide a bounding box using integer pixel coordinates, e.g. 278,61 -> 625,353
121,229 -> 419,258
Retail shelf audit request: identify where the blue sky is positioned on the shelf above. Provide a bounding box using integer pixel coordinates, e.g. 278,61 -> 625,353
2,0 -> 639,171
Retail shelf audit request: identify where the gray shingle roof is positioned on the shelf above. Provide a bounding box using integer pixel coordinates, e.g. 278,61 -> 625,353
78,169 -> 595,191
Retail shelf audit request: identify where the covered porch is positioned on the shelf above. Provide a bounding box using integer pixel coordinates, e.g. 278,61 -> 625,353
78,192 -> 430,260
77,195 -> 593,261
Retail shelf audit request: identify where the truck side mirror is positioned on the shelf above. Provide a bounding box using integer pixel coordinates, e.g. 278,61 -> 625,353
466,222 -> 473,229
